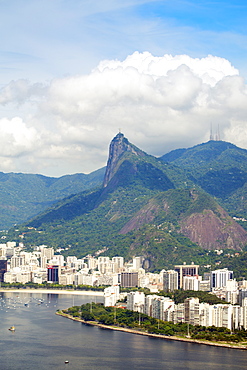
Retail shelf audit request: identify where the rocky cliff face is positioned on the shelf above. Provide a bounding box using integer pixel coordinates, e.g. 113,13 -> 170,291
103,132 -> 145,187
180,208 -> 247,251
118,189 -> 247,251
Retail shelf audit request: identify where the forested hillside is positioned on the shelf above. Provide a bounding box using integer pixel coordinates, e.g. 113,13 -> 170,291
4,133 -> 247,274
0,168 -> 104,229
160,140 -> 247,218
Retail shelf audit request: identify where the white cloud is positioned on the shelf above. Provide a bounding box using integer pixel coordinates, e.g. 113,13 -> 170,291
0,52 -> 247,176
0,80 -> 47,105
96,52 -> 239,86
0,117 -> 39,156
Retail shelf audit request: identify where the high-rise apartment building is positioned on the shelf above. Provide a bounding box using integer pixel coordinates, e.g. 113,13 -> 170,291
163,270 -> 178,292
112,256 -> 124,270
40,246 -> 54,261
183,276 -> 201,291
47,265 -> 60,283
10,256 -> 25,269
0,244 -> 6,258
127,291 -> 145,312
210,268 -> 233,289
104,285 -> 120,307
132,256 -> 144,270
120,272 -> 138,288
174,263 -> 199,289
0,259 -> 7,282
184,297 -> 200,326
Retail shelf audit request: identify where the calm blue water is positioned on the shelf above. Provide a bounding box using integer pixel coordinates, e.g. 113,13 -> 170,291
0,291 -> 246,370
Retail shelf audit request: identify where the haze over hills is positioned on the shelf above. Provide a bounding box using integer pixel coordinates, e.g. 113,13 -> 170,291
4,132 -> 247,272
0,168 -> 105,230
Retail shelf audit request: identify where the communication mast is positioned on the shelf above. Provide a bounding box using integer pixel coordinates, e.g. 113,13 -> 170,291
210,124 -> 221,141
210,123 -> 214,141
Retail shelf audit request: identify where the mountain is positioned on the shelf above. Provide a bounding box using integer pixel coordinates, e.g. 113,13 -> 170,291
6,133 -> 247,271
160,140 -> 247,217
24,132 -> 186,228
0,168 -> 105,229
103,132 -> 147,187
119,189 -> 247,251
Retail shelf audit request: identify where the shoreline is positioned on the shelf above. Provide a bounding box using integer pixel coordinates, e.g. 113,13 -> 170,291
0,288 -> 104,296
57,311 -> 247,351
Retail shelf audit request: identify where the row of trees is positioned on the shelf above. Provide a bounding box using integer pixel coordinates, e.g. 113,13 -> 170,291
63,302 -> 247,344
0,282 -> 105,291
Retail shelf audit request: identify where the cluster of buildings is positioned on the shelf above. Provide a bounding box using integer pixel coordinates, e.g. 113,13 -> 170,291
2,242 -> 247,331
0,244 -> 163,288
0,243 -> 143,287
0,243 -> 244,297
104,281 -> 247,332
124,291 -> 247,331
103,264 -> 247,331
2,241 -> 247,330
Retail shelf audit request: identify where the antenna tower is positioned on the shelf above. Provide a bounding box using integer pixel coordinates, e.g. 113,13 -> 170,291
210,123 -> 213,141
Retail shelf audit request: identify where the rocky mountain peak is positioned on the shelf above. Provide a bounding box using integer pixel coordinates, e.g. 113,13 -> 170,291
103,132 -> 144,187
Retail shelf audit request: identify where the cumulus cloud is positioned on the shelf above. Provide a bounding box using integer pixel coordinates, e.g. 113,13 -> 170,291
0,117 -> 39,156
96,52 -> 239,86
0,52 -> 247,176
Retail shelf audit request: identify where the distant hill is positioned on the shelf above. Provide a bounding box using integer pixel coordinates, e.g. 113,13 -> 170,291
25,133 -> 191,228
160,140 -> 247,216
6,133 -> 247,272
0,168 -> 105,229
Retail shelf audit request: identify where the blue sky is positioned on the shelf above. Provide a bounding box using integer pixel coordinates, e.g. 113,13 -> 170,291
0,0 -> 247,176
1,0 -> 247,82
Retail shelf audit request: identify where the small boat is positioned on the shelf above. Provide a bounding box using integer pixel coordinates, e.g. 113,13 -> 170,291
9,326 -> 15,331
64,360 -> 69,364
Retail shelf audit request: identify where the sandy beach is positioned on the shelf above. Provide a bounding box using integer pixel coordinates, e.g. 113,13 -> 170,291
57,311 -> 247,351
0,288 -> 104,296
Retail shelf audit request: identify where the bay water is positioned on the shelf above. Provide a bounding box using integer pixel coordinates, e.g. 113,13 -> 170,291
0,291 -> 246,370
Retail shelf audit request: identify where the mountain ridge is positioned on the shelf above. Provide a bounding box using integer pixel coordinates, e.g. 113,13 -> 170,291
0,167 -> 105,229
160,139 -> 247,216
2,133 -> 247,273
4,133 -> 244,266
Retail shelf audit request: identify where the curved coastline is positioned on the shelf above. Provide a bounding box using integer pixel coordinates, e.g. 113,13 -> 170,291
0,288 -> 104,296
57,311 -> 247,351
2,288 -> 247,350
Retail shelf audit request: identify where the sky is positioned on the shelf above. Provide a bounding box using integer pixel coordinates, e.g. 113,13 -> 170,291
0,0 -> 247,177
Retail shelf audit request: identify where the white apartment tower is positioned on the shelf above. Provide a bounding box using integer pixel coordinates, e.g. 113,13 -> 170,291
184,297 -> 200,326
210,268 -> 233,289
127,291 -> 145,312
163,270 -> 178,292
40,246 -> 54,261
